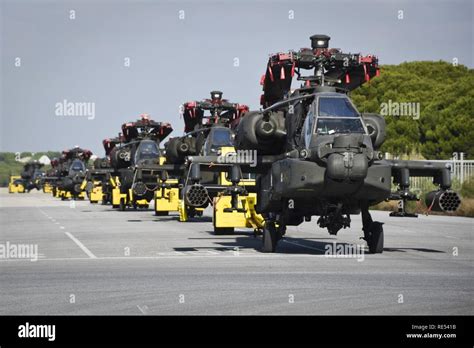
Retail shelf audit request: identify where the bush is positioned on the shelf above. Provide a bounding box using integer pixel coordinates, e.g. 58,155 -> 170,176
351,61 -> 474,159
460,180 -> 474,198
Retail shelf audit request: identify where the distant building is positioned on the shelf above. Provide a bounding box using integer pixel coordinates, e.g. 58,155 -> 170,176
17,156 -> 32,163
38,155 -> 51,165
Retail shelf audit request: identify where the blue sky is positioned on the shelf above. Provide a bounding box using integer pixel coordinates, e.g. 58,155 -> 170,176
1,0 -> 472,155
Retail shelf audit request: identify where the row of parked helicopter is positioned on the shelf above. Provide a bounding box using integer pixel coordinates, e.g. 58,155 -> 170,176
8,35 -> 461,253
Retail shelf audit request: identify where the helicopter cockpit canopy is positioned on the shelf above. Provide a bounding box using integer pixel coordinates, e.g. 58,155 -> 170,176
203,127 -> 234,155
69,159 -> 86,175
315,94 -> 366,135
302,93 -> 367,148
134,140 -> 160,165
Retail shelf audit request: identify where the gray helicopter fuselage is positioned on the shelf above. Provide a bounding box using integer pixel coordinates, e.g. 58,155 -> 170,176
257,92 -> 391,218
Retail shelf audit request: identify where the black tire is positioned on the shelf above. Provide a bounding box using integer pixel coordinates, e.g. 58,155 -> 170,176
119,198 -> 126,211
367,222 -> 384,254
187,208 -> 195,218
112,204 -> 119,209
262,221 -> 278,253
155,211 -> 169,216
214,227 -> 235,235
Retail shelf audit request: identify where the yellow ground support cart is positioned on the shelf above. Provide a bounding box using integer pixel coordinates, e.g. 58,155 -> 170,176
181,146 -> 264,234
212,188 -> 264,234
8,176 -> 25,193
80,179 -> 103,204
42,182 -> 53,193
154,178 -> 180,216
111,176 -> 150,210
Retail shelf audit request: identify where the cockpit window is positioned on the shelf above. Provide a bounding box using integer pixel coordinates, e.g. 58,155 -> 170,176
203,128 -> 234,155
211,128 -> 234,147
316,118 -> 365,135
134,140 -> 160,164
69,159 -> 85,175
318,97 -> 358,117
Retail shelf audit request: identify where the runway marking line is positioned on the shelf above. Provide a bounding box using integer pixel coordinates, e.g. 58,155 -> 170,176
0,253 -> 330,262
136,305 -> 148,314
206,250 -> 220,255
64,232 -> 97,259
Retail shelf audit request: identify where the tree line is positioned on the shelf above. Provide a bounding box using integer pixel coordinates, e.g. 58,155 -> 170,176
351,61 -> 473,159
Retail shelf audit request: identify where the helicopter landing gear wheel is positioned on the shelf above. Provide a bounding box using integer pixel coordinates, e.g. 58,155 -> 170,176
262,221 -> 279,253
119,198 -> 126,211
366,222 -> 384,254
361,202 -> 384,254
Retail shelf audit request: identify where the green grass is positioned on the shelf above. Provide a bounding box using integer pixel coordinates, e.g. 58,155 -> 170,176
0,152 -> 60,187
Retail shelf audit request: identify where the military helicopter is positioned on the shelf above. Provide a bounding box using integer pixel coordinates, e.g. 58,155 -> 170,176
165,91 -> 249,165
136,91 -> 259,231
41,158 -> 61,195
186,35 -> 461,253
55,146 -> 92,200
80,136 -> 122,204
163,91 -> 250,220
20,161 -> 45,192
108,114 -> 173,210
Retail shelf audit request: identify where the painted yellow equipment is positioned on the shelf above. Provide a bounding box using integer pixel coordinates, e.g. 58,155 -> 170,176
57,189 -> 85,201
110,176 -> 125,208
178,146 -> 264,234
80,180 -> 103,204
154,179 -> 205,220
150,147 -> 264,234
42,183 -> 53,193
211,147 -> 264,233
154,179 -> 180,216
177,200 -> 205,222
8,176 -> 25,193
110,176 -> 150,210
150,157 -> 205,220
154,157 -> 180,216
212,193 -> 264,234
58,189 -> 72,200
89,185 -> 103,204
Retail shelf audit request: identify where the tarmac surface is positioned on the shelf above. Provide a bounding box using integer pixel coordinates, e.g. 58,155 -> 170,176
0,188 -> 472,315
